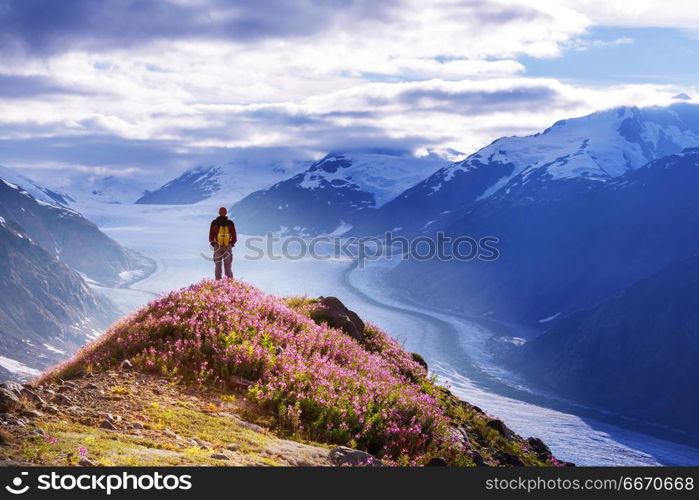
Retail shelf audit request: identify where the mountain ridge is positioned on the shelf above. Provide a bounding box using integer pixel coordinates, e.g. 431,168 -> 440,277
0,169 -> 148,287
352,103 -> 699,236
231,152 -> 447,236
135,157 -> 311,206
0,165 -> 72,206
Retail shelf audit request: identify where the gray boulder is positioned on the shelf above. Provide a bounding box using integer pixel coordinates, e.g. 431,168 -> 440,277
51,393 -> 73,406
471,450 -> 487,466
0,388 -> 20,412
329,446 -> 381,467
0,381 -> 24,397
527,437 -> 552,461
20,387 -> 45,405
486,419 -> 516,441
99,419 -> 117,430
494,450 -> 524,466
314,297 -> 365,343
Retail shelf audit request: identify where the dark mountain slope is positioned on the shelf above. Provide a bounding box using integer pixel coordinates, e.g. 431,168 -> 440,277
0,218 -> 116,380
508,253 -> 699,437
0,176 -> 142,286
391,148 -> 699,324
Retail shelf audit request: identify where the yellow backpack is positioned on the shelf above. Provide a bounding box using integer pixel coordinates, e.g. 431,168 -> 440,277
217,224 -> 230,246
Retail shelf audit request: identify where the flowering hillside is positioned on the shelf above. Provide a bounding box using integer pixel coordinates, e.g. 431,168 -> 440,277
38,279 -> 557,466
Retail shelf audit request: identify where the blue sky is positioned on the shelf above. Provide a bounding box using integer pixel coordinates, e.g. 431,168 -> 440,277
0,0 -> 696,186
522,27 -> 699,85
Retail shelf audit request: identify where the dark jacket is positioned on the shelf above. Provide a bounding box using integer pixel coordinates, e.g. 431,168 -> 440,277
209,216 -> 237,246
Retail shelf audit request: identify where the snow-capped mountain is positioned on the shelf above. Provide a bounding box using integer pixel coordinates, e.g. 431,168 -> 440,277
0,165 -> 156,205
56,174 -> 156,205
355,103 -> 699,236
0,167 -> 147,286
0,164 -> 72,205
136,165 -> 224,204
136,157 -> 310,205
391,147 -> 699,324
296,152 -> 450,207
230,152 -> 449,235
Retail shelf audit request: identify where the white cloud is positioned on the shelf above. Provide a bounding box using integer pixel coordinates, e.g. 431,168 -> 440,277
560,0 -> 699,31
0,0 -> 696,176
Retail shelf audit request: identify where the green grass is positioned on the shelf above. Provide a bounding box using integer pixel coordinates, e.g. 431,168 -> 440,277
7,403 -> 291,466
15,421 -> 186,466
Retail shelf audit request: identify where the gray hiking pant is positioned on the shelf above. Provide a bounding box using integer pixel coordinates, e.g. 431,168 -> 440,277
214,245 -> 233,280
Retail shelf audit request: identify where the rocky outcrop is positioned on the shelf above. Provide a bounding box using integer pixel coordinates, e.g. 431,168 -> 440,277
410,352 -> 428,371
487,419 -> 516,441
0,381 -> 23,396
527,437 -> 553,462
312,296 -> 365,343
0,387 -> 20,412
329,446 -> 382,467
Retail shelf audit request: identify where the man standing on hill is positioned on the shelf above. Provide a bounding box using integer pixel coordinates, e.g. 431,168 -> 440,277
209,207 -> 237,280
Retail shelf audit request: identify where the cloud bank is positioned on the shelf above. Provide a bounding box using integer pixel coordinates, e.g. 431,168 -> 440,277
0,0 -> 696,182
